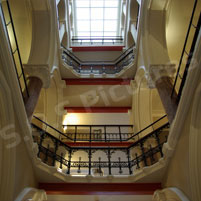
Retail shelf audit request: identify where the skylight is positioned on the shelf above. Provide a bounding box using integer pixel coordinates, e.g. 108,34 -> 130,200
72,0 -> 122,40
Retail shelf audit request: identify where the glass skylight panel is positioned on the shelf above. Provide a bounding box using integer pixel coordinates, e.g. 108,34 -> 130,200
77,21 -> 90,31
91,8 -> 103,19
105,1 -> 119,7
104,32 -> 117,37
76,0 -> 90,7
104,21 -> 117,31
73,0 -> 122,40
77,8 -> 90,19
91,20 -> 103,31
105,8 -> 118,19
91,0 -> 104,7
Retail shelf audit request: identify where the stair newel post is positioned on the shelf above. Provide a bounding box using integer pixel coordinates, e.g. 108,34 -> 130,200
52,140 -> 58,166
67,150 -> 72,174
135,153 -> 140,169
149,144 -> 155,165
77,157 -> 81,173
155,132 -> 163,157
127,149 -> 132,175
119,126 -> 122,142
89,126 -> 92,143
118,157 -> 122,174
108,148 -> 112,175
104,126 -> 107,142
60,152 -> 63,169
88,149 -> 92,175
74,125 -> 77,142
38,132 -> 45,157
140,141 -> 147,166
44,144 -> 49,163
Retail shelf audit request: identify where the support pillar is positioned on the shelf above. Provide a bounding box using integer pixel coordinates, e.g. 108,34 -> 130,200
149,65 -> 177,124
24,76 -> 43,121
155,76 -> 178,124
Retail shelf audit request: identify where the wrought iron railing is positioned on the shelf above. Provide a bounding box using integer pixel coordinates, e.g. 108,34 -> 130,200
0,0 -> 29,100
62,45 -> 135,75
62,124 -> 134,142
71,36 -> 124,46
171,0 -> 201,102
33,114 -> 167,143
32,116 -> 169,176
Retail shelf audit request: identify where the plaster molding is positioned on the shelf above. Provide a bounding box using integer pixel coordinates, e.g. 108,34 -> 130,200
24,64 -> 51,88
14,187 -> 47,201
152,187 -> 190,201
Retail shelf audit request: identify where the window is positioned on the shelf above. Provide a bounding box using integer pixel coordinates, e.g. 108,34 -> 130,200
72,0 -> 122,43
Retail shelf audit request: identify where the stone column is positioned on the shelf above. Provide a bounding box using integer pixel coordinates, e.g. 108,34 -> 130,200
24,77 -> 43,121
149,65 -> 178,124
23,65 -> 51,121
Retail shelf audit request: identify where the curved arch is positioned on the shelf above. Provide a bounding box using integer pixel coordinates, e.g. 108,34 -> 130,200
140,0 -> 171,70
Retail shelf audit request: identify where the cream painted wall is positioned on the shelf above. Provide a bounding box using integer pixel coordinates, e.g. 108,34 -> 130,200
166,0 -> 201,63
63,84 -> 132,107
63,113 -> 130,125
9,0 -> 32,63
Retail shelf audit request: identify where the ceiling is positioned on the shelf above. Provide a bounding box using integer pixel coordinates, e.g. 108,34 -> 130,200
47,195 -> 152,201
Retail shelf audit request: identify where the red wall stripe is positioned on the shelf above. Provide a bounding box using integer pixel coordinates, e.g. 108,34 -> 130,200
64,107 -> 131,113
64,78 -> 132,85
39,183 -> 161,195
71,46 -> 124,52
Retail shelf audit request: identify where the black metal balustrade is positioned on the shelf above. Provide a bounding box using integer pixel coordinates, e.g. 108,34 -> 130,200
32,115 -> 169,176
62,124 -> 134,142
71,36 -> 124,46
171,0 -> 201,102
0,0 -> 29,100
33,114 -> 167,143
62,44 -> 135,75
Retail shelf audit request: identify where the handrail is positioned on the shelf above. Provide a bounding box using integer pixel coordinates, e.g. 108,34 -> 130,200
0,0 -> 29,99
32,124 -> 72,149
128,123 -> 169,149
71,36 -> 124,46
33,115 -> 168,143
33,116 -> 73,141
62,44 -> 135,65
32,115 -> 169,175
127,114 -> 167,141
62,124 -> 133,127
171,0 -> 200,102
62,44 -> 135,74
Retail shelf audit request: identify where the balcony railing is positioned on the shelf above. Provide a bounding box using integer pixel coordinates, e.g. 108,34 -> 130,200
171,0 -> 201,102
62,45 -> 135,75
32,115 -> 169,176
71,36 -> 124,46
33,114 -> 167,143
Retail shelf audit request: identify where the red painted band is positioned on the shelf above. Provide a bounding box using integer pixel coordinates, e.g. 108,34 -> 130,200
39,183 -> 161,195
64,78 -> 132,85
